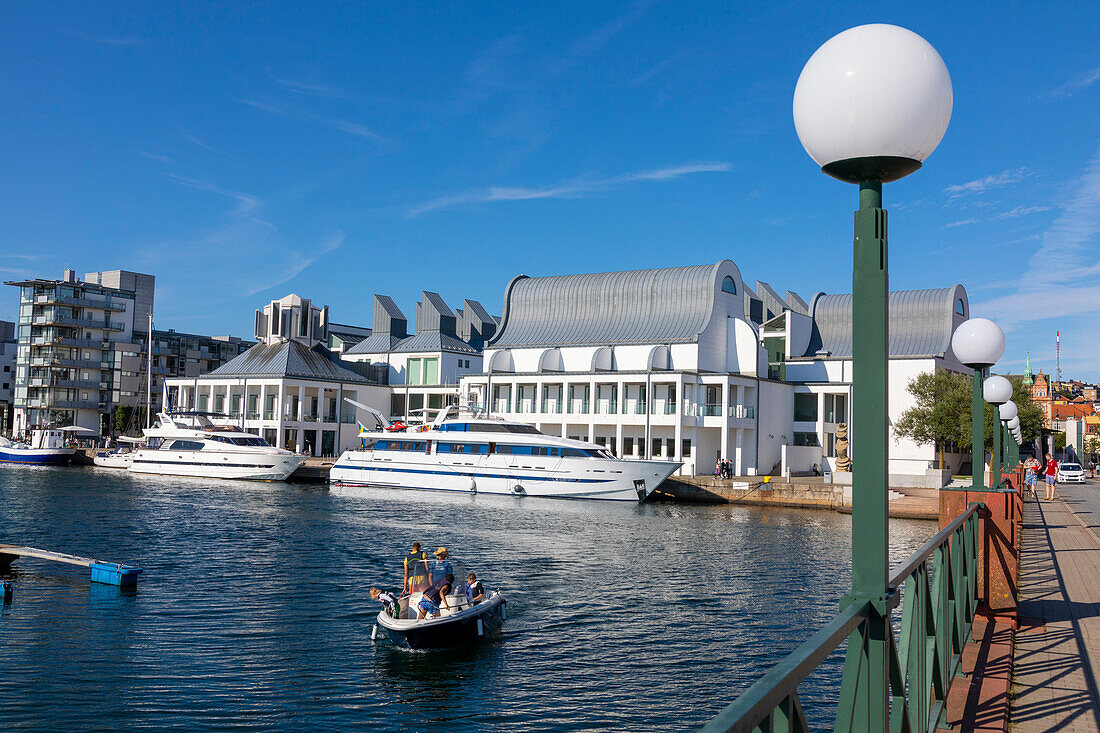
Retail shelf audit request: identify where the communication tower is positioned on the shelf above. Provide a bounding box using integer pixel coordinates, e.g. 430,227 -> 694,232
1056,331 -> 1062,383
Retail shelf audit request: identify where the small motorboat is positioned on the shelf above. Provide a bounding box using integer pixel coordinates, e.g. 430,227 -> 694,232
372,559 -> 506,650
93,436 -> 145,469
0,428 -> 79,466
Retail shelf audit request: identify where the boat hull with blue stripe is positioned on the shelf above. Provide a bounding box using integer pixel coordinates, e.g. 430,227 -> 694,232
330,418 -> 680,501
0,446 -> 75,465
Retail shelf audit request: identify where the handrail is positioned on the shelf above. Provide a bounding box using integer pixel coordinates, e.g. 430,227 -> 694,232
701,601 -> 868,733
702,502 -> 984,732
888,503 -> 980,585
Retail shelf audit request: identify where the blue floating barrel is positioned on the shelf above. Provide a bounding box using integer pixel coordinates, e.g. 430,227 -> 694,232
1,581 -> 11,603
90,562 -> 142,588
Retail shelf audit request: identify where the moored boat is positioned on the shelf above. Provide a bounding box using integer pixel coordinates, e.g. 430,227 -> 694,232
0,428 -> 78,466
331,406 -> 680,502
128,412 -> 307,481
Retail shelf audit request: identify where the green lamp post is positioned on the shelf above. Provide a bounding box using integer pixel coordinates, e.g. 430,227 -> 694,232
793,23 -> 952,728
985,376 -> 1012,488
1001,401 -> 1019,481
951,318 -> 1006,491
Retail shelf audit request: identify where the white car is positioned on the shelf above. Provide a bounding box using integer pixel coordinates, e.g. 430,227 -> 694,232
1057,462 -> 1086,483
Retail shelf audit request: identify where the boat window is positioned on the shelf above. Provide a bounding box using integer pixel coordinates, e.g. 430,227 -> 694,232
494,444 -> 553,456
462,422 -> 541,434
374,440 -> 428,452
559,447 -> 607,458
437,442 -> 489,455
437,423 -> 468,432
229,437 -> 268,446
167,440 -> 205,451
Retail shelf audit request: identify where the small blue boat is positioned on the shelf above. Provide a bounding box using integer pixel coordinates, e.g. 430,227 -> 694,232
0,429 -> 78,466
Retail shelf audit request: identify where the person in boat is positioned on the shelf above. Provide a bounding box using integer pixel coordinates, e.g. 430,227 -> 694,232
370,587 -> 399,617
432,547 -> 453,582
417,574 -> 455,620
404,542 -> 431,594
465,573 -> 484,605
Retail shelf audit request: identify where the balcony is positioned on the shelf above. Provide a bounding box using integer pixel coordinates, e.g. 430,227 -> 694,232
48,295 -> 128,311
247,411 -> 260,420
664,403 -> 677,415
263,410 -> 275,420
52,379 -> 101,389
702,404 -> 723,417
53,399 -> 101,410
340,414 -> 357,424
55,338 -> 106,349
729,405 -> 756,419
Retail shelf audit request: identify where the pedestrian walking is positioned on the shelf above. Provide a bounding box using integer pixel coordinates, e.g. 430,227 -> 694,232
1023,455 -> 1039,499
1043,453 -> 1058,501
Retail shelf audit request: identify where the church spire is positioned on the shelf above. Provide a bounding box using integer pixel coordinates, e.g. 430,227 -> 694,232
1023,350 -> 1034,386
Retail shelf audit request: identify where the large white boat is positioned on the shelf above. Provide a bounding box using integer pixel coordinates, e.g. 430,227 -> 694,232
330,409 -> 680,502
128,412 -> 307,481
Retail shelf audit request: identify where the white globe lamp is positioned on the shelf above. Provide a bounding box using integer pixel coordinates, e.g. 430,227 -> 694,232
984,376 -> 1012,405
951,318 -> 1005,368
1007,416 -> 1020,430
999,401 -> 1018,422
793,24 -> 953,184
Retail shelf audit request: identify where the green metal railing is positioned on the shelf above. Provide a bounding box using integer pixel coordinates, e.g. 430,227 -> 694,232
703,503 -> 982,733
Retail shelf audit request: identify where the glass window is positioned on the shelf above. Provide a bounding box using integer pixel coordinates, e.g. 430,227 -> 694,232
793,432 -> 820,447
437,442 -> 488,454
794,393 -> 818,422
623,437 -> 634,455
682,438 -> 691,457
423,358 -> 438,385
407,359 -> 422,386
721,275 -> 737,294
956,298 -> 965,315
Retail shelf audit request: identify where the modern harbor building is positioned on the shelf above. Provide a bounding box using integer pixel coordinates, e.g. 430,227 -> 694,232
778,285 -> 972,481
457,261 -> 973,485
342,292 -> 496,424
165,294 -> 389,456
459,262 -> 785,477
5,269 -> 250,437
0,320 -> 15,432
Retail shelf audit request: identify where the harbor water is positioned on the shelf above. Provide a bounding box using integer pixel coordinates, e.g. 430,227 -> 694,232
0,467 -> 935,731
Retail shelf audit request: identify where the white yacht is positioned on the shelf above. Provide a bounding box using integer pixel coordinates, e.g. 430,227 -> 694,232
330,409 -> 680,502
128,412 -> 307,481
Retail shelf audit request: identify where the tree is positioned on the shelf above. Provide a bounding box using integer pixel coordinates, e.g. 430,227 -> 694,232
1084,435 -> 1100,461
894,371 -> 1046,469
893,370 -> 972,468
112,405 -> 133,435
982,377 -> 1043,451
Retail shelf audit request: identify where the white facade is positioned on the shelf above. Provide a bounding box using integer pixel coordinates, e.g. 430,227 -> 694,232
459,261 -> 776,477
166,294 -> 389,456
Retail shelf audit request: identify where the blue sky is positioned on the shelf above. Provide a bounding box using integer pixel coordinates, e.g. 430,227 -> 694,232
2,2 -> 1098,379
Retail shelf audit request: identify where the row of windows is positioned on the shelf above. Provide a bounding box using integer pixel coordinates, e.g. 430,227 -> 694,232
368,440 -> 605,458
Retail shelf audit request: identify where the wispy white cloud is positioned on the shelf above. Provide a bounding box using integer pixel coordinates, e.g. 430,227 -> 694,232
1050,67 -> 1100,99
61,29 -> 147,46
945,168 -> 1033,197
244,233 -> 344,296
971,144 -> 1100,328
139,176 -> 342,306
0,266 -> 39,278
408,161 -> 730,216
237,98 -> 384,141
139,151 -> 174,165
273,77 -> 352,100
943,205 -> 1051,228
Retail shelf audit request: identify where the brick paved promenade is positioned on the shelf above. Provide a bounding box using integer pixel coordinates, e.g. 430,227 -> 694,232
1011,495 -> 1100,732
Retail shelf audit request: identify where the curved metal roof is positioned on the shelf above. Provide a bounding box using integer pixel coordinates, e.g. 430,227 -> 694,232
802,285 -> 967,358
489,263 -> 729,349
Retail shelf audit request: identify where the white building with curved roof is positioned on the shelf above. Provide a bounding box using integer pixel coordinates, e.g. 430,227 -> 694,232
462,261 -> 781,476
777,284 -> 973,480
